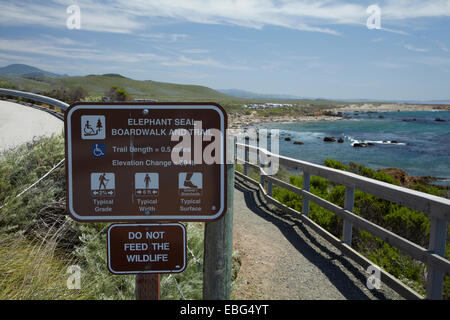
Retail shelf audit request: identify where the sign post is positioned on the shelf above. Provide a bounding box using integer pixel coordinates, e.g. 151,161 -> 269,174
136,274 -> 160,300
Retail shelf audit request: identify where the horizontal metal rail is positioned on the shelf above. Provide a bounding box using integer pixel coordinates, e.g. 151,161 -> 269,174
0,88 -> 69,111
237,142 -> 450,299
239,143 -> 450,220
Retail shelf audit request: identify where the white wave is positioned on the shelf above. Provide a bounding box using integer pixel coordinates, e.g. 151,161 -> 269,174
347,136 -> 406,146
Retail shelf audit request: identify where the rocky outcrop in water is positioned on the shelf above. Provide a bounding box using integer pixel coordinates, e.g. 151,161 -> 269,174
378,168 -> 439,187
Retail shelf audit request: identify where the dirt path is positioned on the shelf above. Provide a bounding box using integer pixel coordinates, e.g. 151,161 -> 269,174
231,177 -> 402,300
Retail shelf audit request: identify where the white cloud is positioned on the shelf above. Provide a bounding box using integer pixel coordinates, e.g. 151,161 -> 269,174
1,1 -> 449,36
436,41 -> 450,53
404,44 -> 431,52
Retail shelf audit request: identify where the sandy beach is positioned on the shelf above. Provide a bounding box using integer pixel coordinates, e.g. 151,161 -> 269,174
0,100 -> 64,153
331,103 -> 448,113
229,103 -> 449,129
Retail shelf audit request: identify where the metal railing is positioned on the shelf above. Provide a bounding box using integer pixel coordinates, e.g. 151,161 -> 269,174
0,88 -> 69,111
236,142 -> 450,300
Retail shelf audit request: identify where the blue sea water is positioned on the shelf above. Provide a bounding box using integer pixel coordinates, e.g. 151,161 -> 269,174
256,111 -> 450,186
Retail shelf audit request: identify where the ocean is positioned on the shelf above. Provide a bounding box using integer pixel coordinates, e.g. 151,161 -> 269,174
255,110 -> 450,186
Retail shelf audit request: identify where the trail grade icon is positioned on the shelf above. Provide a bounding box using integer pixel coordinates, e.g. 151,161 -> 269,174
91,172 -> 115,196
81,115 -> 105,139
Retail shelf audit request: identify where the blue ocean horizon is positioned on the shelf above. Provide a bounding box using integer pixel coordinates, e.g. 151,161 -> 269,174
256,110 -> 450,186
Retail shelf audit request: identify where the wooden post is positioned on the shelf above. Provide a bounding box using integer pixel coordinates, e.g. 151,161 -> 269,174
135,274 -> 160,300
426,218 -> 447,300
342,186 -> 355,246
302,172 -> 310,217
203,161 -> 235,299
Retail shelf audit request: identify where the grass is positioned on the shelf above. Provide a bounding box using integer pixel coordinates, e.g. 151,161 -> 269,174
0,233 -> 94,299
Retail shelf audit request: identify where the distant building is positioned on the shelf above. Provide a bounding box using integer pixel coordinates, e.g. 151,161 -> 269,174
134,98 -> 159,102
243,102 -> 293,109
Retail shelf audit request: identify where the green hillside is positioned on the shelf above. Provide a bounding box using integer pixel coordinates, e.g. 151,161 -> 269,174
0,72 -> 350,116
1,73 -> 232,101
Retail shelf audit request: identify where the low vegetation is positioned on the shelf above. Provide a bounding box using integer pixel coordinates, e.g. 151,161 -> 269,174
265,159 -> 449,299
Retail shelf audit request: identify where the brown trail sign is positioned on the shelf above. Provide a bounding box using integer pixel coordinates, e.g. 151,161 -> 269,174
64,102 -> 232,300
107,223 -> 186,274
64,102 -> 227,222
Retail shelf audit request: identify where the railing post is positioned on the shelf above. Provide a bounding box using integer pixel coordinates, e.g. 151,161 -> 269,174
267,179 -> 273,197
243,142 -> 249,176
260,171 -> 265,187
426,217 -> 447,300
342,186 -> 355,246
302,172 -> 310,217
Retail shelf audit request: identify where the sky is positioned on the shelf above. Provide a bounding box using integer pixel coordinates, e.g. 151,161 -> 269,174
0,0 -> 449,100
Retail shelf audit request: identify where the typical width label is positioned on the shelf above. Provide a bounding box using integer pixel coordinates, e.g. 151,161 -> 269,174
65,103 -> 227,222
107,223 -> 186,274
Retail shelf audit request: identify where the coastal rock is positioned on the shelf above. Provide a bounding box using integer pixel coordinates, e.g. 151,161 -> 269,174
378,168 -> 438,187
323,136 -> 336,142
293,141 -> 304,145
284,137 -> 291,142
435,118 -> 445,122
353,143 -> 368,147
337,138 -> 344,143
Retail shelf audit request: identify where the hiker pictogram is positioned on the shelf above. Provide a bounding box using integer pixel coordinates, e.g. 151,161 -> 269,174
91,172 -> 115,196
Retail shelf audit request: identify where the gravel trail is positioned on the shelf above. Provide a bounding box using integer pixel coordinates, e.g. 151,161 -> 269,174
232,176 -> 402,300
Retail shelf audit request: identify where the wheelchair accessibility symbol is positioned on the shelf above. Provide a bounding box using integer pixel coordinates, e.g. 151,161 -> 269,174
81,115 -> 105,140
92,144 -> 106,157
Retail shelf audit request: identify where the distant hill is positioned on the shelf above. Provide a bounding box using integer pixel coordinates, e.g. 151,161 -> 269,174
218,89 -> 309,100
0,70 -> 235,102
0,64 -> 67,79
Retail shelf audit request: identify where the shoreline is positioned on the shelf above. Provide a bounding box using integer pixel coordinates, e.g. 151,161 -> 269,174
229,103 -> 450,129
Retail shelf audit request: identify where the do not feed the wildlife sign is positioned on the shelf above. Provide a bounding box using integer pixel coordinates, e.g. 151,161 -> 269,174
64,102 -> 227,222
107,223 -> 187,274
